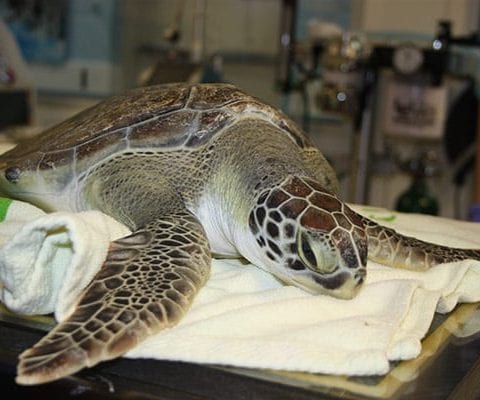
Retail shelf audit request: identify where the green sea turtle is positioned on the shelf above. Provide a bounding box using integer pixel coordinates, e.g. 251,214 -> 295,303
0,83 -> 479,385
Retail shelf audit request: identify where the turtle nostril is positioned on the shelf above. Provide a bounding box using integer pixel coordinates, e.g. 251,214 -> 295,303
5,166 -> 21,183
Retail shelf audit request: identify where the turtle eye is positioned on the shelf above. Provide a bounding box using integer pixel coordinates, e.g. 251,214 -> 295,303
299,232 -> 317,268
5,166 -> 21,183
298,230 -> 337,274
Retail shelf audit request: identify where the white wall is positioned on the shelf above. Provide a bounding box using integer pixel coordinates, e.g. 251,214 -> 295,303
356,0 -> 479,36
119,0 -> 280,89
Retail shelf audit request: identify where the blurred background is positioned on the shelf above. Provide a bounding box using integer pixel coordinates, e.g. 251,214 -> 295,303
2,0 -> 480,220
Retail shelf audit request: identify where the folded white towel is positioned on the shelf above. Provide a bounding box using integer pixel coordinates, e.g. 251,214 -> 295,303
0,200 -> 130,321
0,199 -> 479,376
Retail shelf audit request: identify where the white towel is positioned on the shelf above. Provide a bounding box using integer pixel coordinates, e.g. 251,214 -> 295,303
0,199 -> 479,376
0,199 -> 130,321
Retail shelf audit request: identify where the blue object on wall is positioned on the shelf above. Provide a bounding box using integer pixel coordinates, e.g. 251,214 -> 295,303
0,0 -> 118,64
68,0 -> 118,62
0,0 -> 69,64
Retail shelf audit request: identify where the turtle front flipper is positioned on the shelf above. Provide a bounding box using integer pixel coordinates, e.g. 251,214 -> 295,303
16,211 -> 211,385
362,216 -> 480,270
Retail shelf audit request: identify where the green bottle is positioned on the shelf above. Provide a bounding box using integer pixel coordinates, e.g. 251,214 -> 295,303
396,177 -> 439,215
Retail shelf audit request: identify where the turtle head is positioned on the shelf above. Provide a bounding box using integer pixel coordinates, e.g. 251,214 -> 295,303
0,159 -> 40,205
248,176 -> 367,299
0,146 -> 69,211
0,152 -> 35,196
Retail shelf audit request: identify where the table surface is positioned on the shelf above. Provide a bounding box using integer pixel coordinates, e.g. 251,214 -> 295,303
1,302 -> 480,400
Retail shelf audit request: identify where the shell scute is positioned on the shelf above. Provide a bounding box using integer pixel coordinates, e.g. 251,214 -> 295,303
185,110 -> 234,147
129,110 -> 196,148
75,130 -> 129,171
0,85 -> 190,166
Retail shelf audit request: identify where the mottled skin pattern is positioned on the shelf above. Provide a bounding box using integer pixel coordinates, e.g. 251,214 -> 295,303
0,83 -> 478,385
362,218 -> 480,270
18,212 -> 210,382
248,176 -> 367,297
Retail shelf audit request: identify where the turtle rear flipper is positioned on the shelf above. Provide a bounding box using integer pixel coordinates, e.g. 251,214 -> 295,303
362,216 -> 480,270
16,211 -> 211,385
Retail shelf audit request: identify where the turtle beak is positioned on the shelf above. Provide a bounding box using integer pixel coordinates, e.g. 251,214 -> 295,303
0,161 -> 10,193
0,160 -> 7,181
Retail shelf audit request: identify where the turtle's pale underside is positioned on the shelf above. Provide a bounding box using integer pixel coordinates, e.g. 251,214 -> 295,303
0,83 -> 478,385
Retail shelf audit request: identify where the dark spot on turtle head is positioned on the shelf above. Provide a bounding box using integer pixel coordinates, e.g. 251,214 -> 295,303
270,210 -> 282,222
255,207 -> 266,226
267,239 -> 283,257
289,243 -> 297,253
284,223 -> 295,239
266,251 -> 276,261
5,166 -> 21,183
256,236 -> 266,247
267,222 -> 279,238
288,259 -> 306,270
256,191 -> 269,205
249,212 -> 259,234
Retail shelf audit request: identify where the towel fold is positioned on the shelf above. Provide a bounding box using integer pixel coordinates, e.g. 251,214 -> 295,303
0,199 -> 479,376
0,200 -> 130,321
